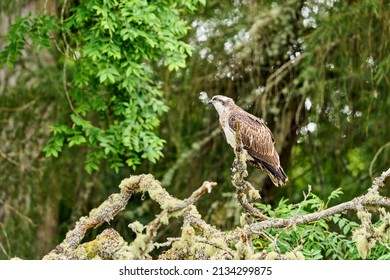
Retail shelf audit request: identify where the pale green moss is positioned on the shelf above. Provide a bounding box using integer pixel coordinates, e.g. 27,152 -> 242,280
248,189 -> 261,200
265,251 -> 279,260
160,212 -> 170,225
129,221 -> 145,234
285,251 -> 305,260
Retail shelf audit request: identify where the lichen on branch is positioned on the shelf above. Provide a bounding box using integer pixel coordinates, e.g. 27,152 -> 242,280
42,165 -> 390,260
43,175 -> 219,259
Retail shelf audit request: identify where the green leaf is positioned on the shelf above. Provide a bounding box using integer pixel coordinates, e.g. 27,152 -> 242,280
1,0 -> 204,174
338,219 -> 346,229
68,135 -> 87,147
43,135 -> 64,158
85,151 -> 102,174
327,187 -> 343,204
343,224 -> 351,235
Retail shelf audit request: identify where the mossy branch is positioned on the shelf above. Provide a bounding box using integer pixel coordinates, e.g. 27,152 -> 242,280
233,168 -> 390,259
228,119 -> 389,259
43,175 -> 218,259
241,168 -> 390,236
231,120 -> 269,220
41,165 -> 389,260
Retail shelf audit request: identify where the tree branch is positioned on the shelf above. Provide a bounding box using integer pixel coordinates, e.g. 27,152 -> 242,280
41,165 -> 389,260
231,120 -> 269,220
240,168 -> 390,236
43,175 -> 217,259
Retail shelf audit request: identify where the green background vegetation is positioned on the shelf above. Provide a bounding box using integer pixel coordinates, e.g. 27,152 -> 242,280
0,0 -> 389,259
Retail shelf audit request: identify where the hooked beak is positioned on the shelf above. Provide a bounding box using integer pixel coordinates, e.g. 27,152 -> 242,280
207,99 -> 213,104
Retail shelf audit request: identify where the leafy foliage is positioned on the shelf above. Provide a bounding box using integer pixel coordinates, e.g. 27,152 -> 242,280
0,14 -> 56,67
253,187 -> 389,260
1,0 -> 390,260
1,0 -> 205,173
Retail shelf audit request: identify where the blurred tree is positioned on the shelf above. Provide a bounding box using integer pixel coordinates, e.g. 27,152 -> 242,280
291,0 -> 390,201
156,0 -> 390,204
0,0 -> 205,259
148,0 -> 390,237
156,0 -> 306,202
1,0 -> 389,260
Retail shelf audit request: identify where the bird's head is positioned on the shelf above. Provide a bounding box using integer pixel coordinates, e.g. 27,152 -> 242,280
208,95 -> 236,116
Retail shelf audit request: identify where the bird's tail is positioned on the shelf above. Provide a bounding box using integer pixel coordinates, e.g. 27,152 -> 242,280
262,161 -> 288,187
254,161 -> 288,187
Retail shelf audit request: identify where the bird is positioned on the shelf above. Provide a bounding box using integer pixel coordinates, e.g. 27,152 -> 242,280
208,95 -> 288,186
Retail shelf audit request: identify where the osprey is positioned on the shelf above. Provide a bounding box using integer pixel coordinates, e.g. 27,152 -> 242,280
208,95 -> 287,186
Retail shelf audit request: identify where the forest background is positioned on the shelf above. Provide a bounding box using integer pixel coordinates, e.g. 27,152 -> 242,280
0,0 -> 389,260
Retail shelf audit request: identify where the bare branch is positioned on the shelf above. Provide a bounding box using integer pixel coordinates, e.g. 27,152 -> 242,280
369,142 -> 390,179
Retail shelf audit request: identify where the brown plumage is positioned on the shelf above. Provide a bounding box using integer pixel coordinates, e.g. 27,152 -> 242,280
208,95 -> 287,186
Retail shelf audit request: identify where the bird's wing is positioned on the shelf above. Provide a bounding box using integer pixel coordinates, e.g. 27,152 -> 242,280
228,110 -> 279,167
